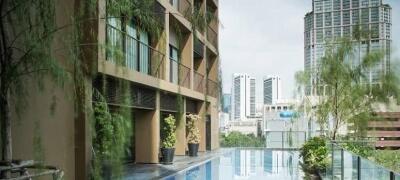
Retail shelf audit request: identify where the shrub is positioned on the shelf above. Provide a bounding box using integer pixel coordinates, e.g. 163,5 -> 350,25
300,137 -> 329,175
220,131 -> 265,147
187,114 -> 201,144
161,114 -> 177,148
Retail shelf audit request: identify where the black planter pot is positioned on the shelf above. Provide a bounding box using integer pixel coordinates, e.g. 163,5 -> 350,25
188,143 -> 199,157
161,148 -> 175,164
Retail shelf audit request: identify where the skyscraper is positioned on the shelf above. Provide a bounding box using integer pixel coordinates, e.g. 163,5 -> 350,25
263,76 -> 282,105
223,93 -> 232,114
304,0 -> 392,95
231,73 -> 256,121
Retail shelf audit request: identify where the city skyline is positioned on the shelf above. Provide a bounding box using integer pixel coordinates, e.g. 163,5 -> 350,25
220,0 -> 400,102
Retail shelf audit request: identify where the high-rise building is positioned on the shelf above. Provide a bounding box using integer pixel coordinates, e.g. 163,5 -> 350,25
305,0 -> 392,95
223,93 -> 232,114
231,73 -> 256,121
263,76 -> 282,105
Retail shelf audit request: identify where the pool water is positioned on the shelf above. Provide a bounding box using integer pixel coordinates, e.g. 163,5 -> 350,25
165,149 -> 304,180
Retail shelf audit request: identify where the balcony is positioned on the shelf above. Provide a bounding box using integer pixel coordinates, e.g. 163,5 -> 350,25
170,0 -> 192,20
194,71 -> 205,93
207,25 -> 218,48
206,79 -> 218,98
106,25 -> 165,79
169,59 -> 191,89
194,38 -> 204,59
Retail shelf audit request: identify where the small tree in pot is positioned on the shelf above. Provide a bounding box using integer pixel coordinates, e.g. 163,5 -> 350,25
187,114 -> 201,156
161,114 -> 177,164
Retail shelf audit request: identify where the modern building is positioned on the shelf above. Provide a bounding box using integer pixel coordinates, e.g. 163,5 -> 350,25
368,112 -> 400,149
263,76 -> 282,105
263,100 -> 308,149
304,0 -> 392,95
11,0 -> 220,179
231,73 -> 256,121
222,93 -> 232,114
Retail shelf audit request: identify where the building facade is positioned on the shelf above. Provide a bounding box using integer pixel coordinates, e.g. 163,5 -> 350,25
304,0 -> 392,95
263,100 -> 308,149
263,75 -> 282,105
223,93 -> 232,114
231,73 -> 256,121
368,112 -> 400,149
11,0 -> 220,179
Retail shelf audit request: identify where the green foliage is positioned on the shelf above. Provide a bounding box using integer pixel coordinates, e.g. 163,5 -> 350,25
107,0 -> 162,38
186,114 -> 201,144
300,137 -> 329,174
372,150 -> 400,173
92,97 -> 131,179
341,142 -> 374,158
161,114 -> 177,148
220,132 -> 265,147
295,37 -> 400,140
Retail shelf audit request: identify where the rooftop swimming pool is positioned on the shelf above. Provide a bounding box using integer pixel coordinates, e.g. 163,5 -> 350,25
164,149 -> 304,180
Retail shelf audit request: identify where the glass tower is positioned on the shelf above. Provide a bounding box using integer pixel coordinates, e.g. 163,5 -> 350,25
304,0 -> 392,95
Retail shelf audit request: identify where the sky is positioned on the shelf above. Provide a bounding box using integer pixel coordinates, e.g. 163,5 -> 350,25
219,0 -> 400,103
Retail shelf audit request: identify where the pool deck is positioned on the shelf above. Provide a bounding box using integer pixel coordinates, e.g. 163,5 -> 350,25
123,149 -> 232,180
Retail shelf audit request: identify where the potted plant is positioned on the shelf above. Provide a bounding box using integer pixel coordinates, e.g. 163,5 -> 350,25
161,114 -> 177,164
187,114 -> 201,157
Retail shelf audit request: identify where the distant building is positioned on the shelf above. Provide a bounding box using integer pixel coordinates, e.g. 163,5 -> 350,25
223,93 -> 232,114
263,100 -> 308,149
231,73 -> 256,121
305,0 -> 392,95
368,112 -> 400,150
263,76 -> 282,105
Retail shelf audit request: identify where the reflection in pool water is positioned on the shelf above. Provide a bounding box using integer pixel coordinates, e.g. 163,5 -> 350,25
166,149 -> 304,180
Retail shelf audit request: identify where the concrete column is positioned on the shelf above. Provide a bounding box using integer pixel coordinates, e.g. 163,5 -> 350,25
175,97 -> 187,156
197,101 -> 206,152
135,91 -> 160,163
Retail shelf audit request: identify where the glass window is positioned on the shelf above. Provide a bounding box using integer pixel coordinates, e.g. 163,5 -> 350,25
343,10 -> 350,25
333,11 -> 341,26
343,0 -> 350,9
139,31 -> 150,74
316,13 -> 323,28
361,8 -> 369,24
333,0 -> 341,10
343,26 -> 351,37
370,0 -> 380,7
370,7 -> 379,22
315,0 -> 323,12
361,0 -> 369,7
106,17 -> 123,63
126,20 -> 138,70
325,28 -> 332,40
334,27 -> 341,38
324,0 -> 332,11
371,23 -> 379,38
352,0 -> 359,8
325,12 -> 332,26
169,45 -> 179,84
317,29 -> 324,43
352,10 -> 360,24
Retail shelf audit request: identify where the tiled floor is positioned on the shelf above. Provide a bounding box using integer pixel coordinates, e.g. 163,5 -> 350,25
123,149 -> 232,180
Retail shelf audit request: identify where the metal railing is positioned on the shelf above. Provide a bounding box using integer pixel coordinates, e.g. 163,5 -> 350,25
322,142 -> 400,180
206,79 -> 218,97
106,25 -> 165,80
194,71 -> 205,93
179,63 -> 191,89
207,25 -> 218,48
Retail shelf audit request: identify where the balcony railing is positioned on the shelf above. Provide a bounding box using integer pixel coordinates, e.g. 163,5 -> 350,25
194,71 -> 205,93
106,25 -> 165,80
323,142 -> 400,180
207,79 -> 218,98
170,0 -> 192,20
207,25 -> 218,48
179,63 -> 191,89
169,59 -> 191,89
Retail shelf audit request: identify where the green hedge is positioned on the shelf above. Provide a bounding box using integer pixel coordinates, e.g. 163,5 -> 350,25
220,131 -> 265,147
